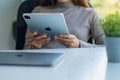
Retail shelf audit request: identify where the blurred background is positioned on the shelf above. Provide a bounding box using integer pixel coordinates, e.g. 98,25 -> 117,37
91,0 -> 120,17
0,0 -> 120,50
0,0 -> 21,50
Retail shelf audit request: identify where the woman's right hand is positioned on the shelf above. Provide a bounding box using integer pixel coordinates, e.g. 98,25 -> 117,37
28,32 -> 50,49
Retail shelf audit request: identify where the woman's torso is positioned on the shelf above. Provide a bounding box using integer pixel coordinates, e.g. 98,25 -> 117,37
25,3 -> 98,49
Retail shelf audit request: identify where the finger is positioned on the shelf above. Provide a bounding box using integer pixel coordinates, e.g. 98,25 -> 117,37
31,37 -> 50,49
29,32 -> 38,38
31,41 -> 42,49
28,38 -> 34,43
28,32 -> 38,42
28,34 -> 47,43
35,34 -> 47,41
55,36 -> 75,48
59,34 -> 70,38
59,34 -> 74,39
57,40 -> 73,48
55,36 -> 72,43
28,36 -> 36,43
40,37 -> 51,44
37,38 -> 50,48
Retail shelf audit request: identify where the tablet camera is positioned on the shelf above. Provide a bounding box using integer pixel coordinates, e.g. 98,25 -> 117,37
24,15 -> 31,19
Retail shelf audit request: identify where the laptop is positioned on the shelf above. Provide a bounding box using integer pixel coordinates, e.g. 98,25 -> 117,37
0,51 -> 64,66
23,13 -> 69,41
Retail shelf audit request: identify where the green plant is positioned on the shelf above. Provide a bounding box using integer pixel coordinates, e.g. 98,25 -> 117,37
100,11 -> 120,37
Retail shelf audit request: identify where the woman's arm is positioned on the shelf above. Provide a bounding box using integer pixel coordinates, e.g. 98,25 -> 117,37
80,9 -> 105,48
55,9 -> 105,48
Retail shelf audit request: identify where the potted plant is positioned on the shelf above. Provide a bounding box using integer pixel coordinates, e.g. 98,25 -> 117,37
100,11 -> 120,62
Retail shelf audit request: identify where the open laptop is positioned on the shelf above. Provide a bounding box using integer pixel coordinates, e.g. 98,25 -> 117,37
23,13 -> 69,41
0,51 -> 64,66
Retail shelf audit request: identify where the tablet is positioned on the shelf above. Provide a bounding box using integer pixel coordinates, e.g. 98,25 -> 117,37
23,13 -> 69,41
0,51 -> 64,66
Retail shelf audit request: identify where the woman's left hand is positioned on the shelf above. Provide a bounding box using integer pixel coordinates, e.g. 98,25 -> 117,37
55,34 -> 80,48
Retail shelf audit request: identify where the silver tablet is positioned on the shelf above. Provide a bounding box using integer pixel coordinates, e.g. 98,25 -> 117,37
23,13 -> 69,41
0,51 -> 64,66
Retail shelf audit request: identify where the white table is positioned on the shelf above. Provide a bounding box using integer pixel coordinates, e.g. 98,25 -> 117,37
0,47 -> 107,80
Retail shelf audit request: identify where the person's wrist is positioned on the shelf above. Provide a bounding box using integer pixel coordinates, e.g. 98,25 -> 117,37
75,40 -> 81,48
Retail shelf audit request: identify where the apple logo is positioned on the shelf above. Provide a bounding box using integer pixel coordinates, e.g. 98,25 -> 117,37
45,27 -> 51,31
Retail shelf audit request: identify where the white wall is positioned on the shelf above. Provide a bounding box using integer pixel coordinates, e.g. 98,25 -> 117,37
0,0 -> 21,50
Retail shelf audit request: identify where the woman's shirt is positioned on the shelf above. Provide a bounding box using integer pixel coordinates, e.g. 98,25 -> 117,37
24,2 -> 105,49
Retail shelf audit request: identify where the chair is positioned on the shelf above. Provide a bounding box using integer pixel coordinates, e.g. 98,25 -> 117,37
16,0 -> 40,50
15,0 -> 93,50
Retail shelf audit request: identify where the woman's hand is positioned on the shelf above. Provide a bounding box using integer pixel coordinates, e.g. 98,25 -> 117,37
28,32 -> 50,49
55,34 -> 80,48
